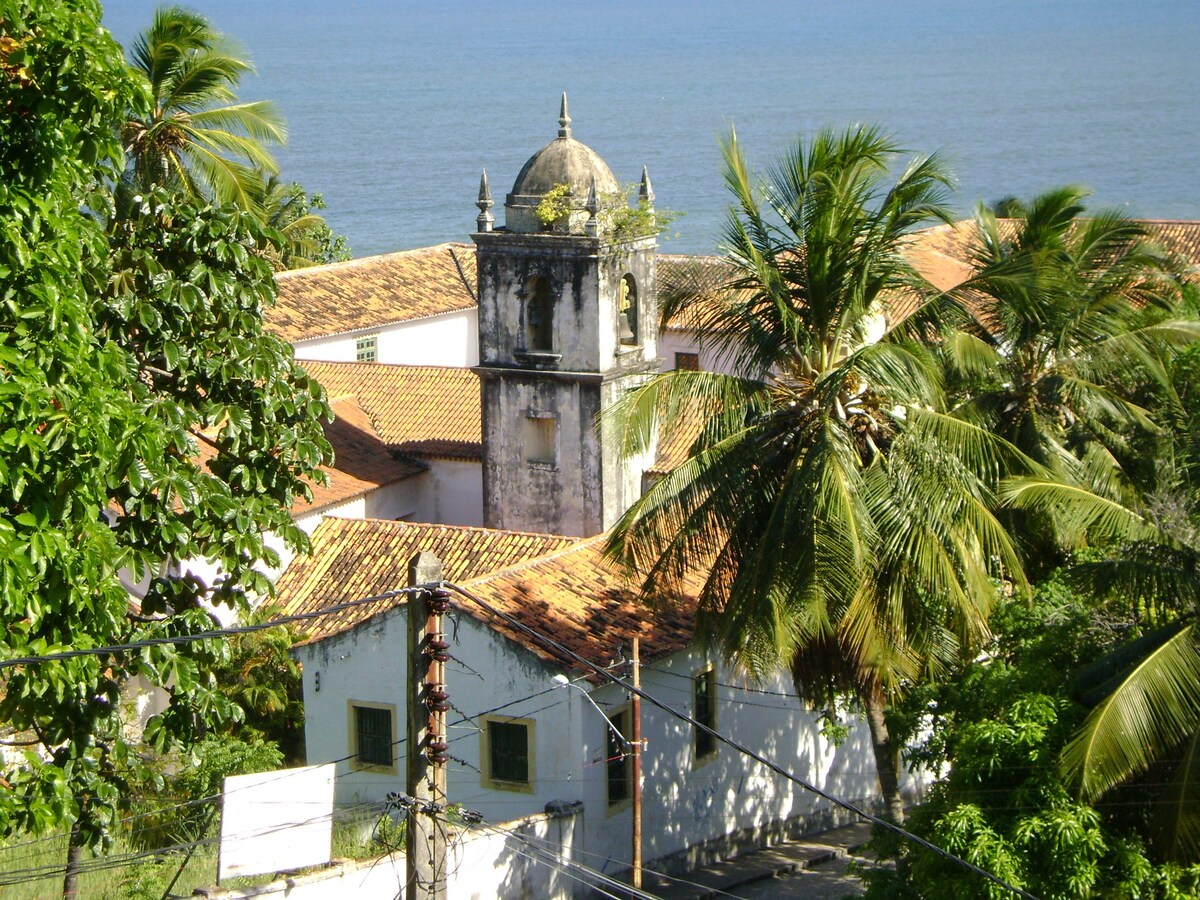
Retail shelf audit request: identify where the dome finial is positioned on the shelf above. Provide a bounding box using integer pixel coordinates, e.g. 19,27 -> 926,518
476,169 -> 494,232
558,92 -> 572,139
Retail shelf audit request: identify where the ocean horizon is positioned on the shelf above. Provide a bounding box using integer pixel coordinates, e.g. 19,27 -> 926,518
102,0 -> 1200,259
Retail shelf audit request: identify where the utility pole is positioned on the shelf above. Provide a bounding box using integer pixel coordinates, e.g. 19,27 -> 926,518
631,637 -> 643,891
407,552 -> 449,900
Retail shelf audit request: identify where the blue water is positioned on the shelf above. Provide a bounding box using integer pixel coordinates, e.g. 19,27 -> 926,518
102,0 -> 1200,258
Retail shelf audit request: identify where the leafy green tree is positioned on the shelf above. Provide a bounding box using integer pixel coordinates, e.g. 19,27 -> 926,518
0,2 -> 330,892
606,125 -> 1025,822
259,176 -> 351,270
1005,479 -> 1200,863
120,4 -> 285,211
865,579 -> 1200,897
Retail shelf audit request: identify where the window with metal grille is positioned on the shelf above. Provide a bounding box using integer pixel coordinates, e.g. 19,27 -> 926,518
355,334 -> 378,363
353,704 -> 393,768
694,669 -> 717,761
480,720 -> 532,787
675,351 -> 700,371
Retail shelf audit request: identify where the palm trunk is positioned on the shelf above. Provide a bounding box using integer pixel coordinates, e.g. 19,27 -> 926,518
864,692 -> 905,824
62,820 -> 84,900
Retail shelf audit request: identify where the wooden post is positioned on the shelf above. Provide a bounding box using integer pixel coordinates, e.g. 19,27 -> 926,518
631,637 -> 643,890
406,552 -> 448,900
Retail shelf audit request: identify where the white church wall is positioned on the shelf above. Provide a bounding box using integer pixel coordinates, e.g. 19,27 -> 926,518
292,310 -> 478,368
295,606 -> 912,880
412,459 -> 483,527
295,607 -> 581,826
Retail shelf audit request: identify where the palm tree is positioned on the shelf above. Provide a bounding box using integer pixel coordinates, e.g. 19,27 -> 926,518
258,176 -> 349,270
937,187 -> 1193,499
606,126 -> 1025,822
121,5 -> 286,211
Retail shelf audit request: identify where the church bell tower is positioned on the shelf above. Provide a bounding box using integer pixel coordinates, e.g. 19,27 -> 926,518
472,95 -> 659,537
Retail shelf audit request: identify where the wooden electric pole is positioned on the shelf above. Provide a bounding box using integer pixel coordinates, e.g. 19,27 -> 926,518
631,637 -> 643,890
406,552 -> 448,900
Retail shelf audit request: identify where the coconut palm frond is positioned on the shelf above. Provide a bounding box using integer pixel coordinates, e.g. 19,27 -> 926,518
1157,728 -> 1200,863
1063,623 -> 1200,802
1002,478 -> 1156,544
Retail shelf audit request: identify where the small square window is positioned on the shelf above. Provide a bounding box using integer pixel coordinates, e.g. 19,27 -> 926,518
355,335 -> 378,363
694,669 -> 717,762
675,351 -> 700,371
607,707 -> 632,807
524,414 -> 557,467
351,702 -> 394,769
482,716 -> 534,791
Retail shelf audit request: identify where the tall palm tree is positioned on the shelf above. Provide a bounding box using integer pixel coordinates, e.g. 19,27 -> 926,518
606,126 -> 1026,822
121,5 -> 286,211
938,187 -> 1194,498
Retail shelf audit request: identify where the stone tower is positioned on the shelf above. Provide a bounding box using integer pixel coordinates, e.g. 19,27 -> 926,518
472,95 -> 659,537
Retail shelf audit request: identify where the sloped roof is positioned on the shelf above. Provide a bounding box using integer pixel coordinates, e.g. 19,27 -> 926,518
192,398 -> 423,518
300,360 -> 482,460
277,517 -> 577,642
303,397 -> 426,515
281,520 -> 701,673
458,537 -> 699,674
270,243 -> 477,344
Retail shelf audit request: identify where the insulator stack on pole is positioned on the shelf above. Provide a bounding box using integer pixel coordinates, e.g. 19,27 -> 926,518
406,551 -> 448,900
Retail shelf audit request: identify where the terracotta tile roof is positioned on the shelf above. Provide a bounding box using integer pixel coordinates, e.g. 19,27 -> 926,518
283,521 -> 702,673
191,400 -> 423,517
277,518 -> 577,642
300,361 -> 482,460
300,397 -> 425,516
268,243 -> 477,343
1141,220 -> 1200,280
457,537 -> 700,674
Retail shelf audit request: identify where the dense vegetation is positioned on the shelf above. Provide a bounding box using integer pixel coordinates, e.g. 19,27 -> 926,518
0,0 -> 328,893
609,127 -> 1200,896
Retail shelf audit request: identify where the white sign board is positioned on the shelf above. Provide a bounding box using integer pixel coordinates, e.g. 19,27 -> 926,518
218,763 -> 336,881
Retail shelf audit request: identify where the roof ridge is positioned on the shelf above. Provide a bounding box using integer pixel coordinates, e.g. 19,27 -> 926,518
274,242 -> 473,279
301,360 -> 478,376
319,515 -> 578,544
460,534 -> 607,587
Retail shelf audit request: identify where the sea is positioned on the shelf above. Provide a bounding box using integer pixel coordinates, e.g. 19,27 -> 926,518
100,0 -> 1200,259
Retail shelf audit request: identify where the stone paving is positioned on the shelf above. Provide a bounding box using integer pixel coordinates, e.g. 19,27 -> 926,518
620,821 -> 879,899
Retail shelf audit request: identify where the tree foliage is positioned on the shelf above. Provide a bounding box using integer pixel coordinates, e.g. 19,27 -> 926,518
0,0 -> 330,856
865,580 -> 1200,897
120,4 -> 285,211
606,125 -> 1026,822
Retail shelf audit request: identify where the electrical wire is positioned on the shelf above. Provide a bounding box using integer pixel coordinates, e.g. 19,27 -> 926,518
444,580 -> 1039,900
0,585 -> 427,669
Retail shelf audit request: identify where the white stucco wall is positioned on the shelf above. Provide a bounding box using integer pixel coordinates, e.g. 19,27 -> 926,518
295,605 -> 913,878
292,310 -> 478,368
412,459 -> 483,527
659,328 -> 736,375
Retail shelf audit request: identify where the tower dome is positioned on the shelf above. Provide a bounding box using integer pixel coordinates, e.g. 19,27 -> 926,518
504,94 -> 619,234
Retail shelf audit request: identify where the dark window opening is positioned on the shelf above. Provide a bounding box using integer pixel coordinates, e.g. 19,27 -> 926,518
526,276 -> 554,351
488,720 -> 530,785
354,705 -> 393,767
606,707 -> 632,806
694,670 -> 717,760
675,351 -> 700,371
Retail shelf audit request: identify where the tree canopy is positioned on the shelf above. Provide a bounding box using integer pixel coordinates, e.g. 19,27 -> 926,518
0,0 -> 330,860
606,125 -> 1026,822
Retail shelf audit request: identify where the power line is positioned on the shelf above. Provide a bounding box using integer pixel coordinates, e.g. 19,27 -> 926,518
0,586 -> 427,669
444,580 -> 1038,900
